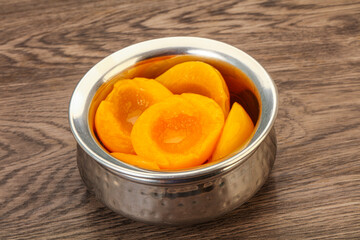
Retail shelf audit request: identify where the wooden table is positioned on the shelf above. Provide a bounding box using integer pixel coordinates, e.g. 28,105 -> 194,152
1,0 -> 359,239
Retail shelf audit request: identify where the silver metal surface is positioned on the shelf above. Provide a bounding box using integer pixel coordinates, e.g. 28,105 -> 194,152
69,37 -> 278,225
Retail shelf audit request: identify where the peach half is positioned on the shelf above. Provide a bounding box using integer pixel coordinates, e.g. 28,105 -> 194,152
131,93 -> 225,170
156,61 -> 230,116
210,102 -> 254,162
95,78 -> 173,153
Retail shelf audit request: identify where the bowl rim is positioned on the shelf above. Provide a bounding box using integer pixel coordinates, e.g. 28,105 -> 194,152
69,36 -> 278,183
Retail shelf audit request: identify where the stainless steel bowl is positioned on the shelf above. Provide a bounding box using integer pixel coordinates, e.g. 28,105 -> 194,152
69,37 -> 278,225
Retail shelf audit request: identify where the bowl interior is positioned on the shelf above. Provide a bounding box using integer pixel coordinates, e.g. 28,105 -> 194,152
89,54 -> 261,151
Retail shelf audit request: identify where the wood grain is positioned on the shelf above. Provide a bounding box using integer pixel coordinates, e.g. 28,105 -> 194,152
1,0 -> 359,239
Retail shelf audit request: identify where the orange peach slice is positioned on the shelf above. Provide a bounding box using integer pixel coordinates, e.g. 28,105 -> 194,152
131,93 -> 225,170
110,152 -> 160,170
156,61 -> 230,116
95,78 -> 172,153
210,102 -> 254,162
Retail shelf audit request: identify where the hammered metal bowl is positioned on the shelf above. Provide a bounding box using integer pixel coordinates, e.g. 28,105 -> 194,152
69,37 -> 278,225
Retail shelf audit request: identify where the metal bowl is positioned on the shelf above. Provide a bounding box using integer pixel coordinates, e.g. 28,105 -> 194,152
69,37 -> 278,225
